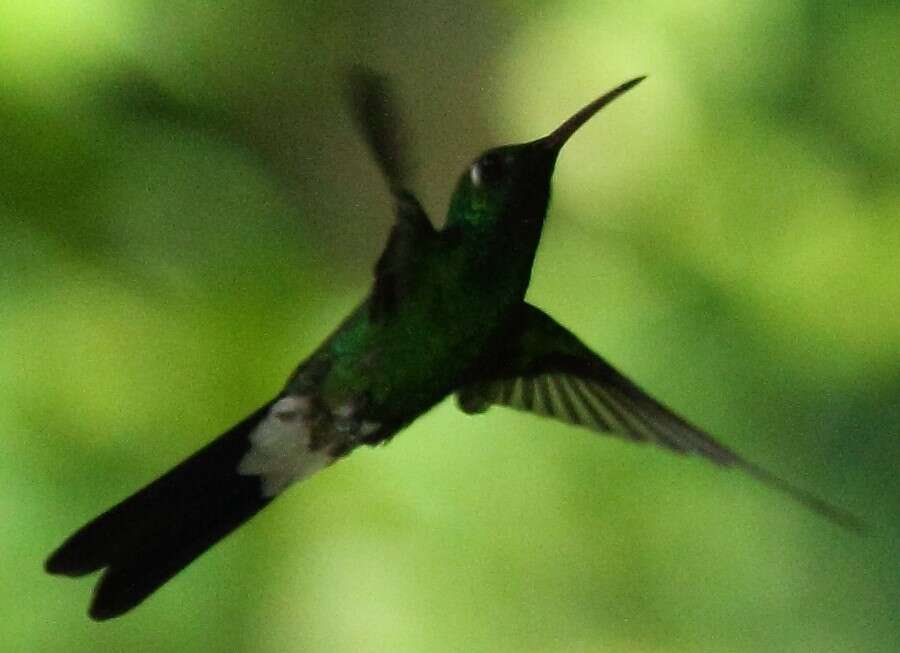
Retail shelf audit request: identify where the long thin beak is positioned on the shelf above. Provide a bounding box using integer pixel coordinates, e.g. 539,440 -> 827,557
540,76 -> 646,152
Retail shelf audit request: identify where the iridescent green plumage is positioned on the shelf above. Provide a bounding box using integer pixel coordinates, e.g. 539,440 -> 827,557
45,71 -> 860,621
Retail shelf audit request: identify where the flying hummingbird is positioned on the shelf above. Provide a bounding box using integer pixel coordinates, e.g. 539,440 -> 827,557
46,70 -> 861,620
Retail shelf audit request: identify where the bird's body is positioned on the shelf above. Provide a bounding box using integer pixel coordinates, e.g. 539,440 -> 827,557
46,72 -> 860,621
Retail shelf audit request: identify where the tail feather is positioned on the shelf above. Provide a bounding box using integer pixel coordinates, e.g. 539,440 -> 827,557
46,401 -> 275,620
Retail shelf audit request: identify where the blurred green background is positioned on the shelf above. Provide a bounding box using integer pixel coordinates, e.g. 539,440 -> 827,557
2,1 -> 898,651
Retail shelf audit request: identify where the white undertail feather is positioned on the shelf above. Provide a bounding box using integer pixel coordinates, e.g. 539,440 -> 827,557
237,395 -> 382,497
237,396 -> 334,497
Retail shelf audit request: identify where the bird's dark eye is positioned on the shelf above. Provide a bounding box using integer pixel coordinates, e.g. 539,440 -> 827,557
470,153 -> 505,188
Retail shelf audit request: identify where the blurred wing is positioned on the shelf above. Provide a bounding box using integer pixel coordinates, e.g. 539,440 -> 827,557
457,303 -> 862,531
347,67 -> 436,320
347,66 -> 410,193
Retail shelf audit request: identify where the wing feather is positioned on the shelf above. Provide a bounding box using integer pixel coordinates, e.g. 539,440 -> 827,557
455,303 -> 862,531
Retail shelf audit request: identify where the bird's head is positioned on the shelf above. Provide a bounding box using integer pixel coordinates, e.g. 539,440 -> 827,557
445,76 -> 645,239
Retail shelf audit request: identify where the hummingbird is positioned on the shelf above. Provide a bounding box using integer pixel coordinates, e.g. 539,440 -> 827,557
46,70 -> 861,621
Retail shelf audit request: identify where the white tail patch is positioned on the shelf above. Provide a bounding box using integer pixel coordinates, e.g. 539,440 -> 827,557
237,396 -> 334,497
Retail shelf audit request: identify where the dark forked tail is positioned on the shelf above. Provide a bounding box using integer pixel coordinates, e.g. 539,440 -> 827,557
46,402 -> 274,620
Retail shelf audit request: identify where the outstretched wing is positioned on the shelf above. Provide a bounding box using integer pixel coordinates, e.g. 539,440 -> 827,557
457,303 -> 862,531
347,67 -> 436,320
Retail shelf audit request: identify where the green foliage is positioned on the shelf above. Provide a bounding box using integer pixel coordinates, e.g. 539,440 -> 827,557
2,1 -> 897,651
